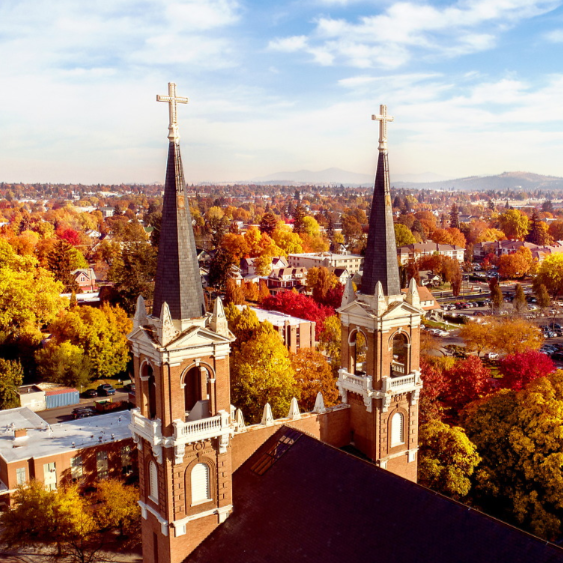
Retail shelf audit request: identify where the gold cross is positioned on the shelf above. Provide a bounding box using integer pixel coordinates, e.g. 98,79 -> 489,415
157,82 -> 188,142
372,105 -> 394,152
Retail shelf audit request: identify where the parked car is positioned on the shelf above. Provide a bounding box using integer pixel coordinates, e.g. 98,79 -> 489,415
97,384 -> 116,396
72,407 -> 96,419
84,389 -> 98,398
123,383 -> 136,393
434,329 -> 449,337
552,352 -> 563,361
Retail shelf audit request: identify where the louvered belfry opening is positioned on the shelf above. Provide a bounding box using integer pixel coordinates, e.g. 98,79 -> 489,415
191,463 -> 210,504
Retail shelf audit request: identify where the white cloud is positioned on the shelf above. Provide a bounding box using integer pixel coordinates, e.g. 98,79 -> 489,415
268,35 -> 309,52
545,29 -> 563,42
270,0 -> 561,68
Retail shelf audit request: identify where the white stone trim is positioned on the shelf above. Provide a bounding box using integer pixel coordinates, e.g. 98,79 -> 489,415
172,505 -> 233,536
138,500 -> 169,536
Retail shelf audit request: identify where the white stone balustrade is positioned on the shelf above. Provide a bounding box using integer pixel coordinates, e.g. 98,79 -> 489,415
173,411 -> 230,444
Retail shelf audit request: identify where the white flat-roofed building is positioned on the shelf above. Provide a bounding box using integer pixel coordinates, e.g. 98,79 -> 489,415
0,408 -> 135,506
287,252 -> 364,274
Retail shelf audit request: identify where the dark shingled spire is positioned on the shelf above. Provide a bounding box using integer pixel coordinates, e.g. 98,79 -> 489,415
362,150 -> 401,296
152,141 -> 206,320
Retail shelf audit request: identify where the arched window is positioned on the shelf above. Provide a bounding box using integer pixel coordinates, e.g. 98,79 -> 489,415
391,332 -> 408,377
191,463 -> 210,505
391,412 -> 405,447
149,461 -> 158,503
350,330 -> 367,375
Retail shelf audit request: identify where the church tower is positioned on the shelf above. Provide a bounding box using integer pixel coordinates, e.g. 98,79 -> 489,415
128,83 -> 235,563
337,105 -> 423,482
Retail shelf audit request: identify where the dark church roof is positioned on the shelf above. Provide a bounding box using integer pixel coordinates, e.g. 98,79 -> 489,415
153,142 -> 206,320
362,150 -> 401,296
188,427 -> 563,563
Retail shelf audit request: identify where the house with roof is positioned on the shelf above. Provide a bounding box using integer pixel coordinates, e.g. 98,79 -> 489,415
397,242 -> 465,265
72,268 -> 98,292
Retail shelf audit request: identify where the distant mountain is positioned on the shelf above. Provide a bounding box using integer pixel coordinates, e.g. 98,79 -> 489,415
392,171 -> 563,191
250,168 -> 373,185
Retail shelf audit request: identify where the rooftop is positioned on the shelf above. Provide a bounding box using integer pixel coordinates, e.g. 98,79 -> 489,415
288,252 -> 363,259
239,306 -> 311,327
0,407 -> 132,464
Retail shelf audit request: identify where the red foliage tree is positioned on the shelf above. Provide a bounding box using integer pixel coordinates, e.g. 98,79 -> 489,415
419,358 -> 448,424
261,290 -> 334,335
443,356 -> 492,412
319,284 -> 344,309
56,228 -> 81,247
498,350 -> 555,391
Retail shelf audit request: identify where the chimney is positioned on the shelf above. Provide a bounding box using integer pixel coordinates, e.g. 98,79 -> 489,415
14,428 -> 27,439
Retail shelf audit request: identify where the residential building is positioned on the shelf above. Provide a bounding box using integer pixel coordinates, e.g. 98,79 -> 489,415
397,242 -> 465,265
266,267 -> 306,293
474,240 -> 563,261
287,252 -> 364,274
72,268 -> 98,292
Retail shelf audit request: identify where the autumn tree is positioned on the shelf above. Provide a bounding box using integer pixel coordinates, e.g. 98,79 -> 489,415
491,283 -> 503,312
498,209 -> 529,240
48,304 -> 132,379
418,421 -> 480,500
489,317 -> 543,355
534,253 -> 563,297
431,227 -> 466,247
442,355 -> 492,413
317,315 -> 341,374
259,212 -> 278,236
513,283 -> 526,314
0,359 -> 23,410
306,266 -> 339,303
258,279 -> 270,302
225,303 -> 260,352
476,228 -> 506,243
498,350 -> 554,390
394,223 -> 416,247
231,322 -> 298,423
462,372 -> 563,539
535,283 -> 551,311
225,278 -> 246,305
458,321 -> 490,357
95,479 -> 140,539
35,341 -> 92,389
47,240 -> 82,293
498,250 -> 530,279
290,349 -> 338,411
419,358 -> 448,424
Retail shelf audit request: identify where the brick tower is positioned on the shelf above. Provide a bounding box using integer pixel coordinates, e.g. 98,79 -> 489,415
128,83 -> 235,563
337,105 -> 423,482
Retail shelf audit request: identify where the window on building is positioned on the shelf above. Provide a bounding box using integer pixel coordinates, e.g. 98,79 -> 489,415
391,412 -> 405,447
71,456 -> 83,480
16,467 -> 26,486
191,463 -> 210,505
121,445 -> 133,475
96,451 -> 109,480
149,461 -> 159,503
43,462 -> 57,491
391,332 -> 409,377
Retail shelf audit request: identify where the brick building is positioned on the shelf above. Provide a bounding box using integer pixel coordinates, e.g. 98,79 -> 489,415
287,252 -> 364,274
0,408 -> 135,507
128,92 -> 563,563
237,306 -> 315,353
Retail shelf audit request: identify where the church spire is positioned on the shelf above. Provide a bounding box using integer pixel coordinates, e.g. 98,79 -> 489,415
152,83 -> 206,321
362,105 -> 401,297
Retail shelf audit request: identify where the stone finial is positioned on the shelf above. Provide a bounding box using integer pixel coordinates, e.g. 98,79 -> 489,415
209,297 -> 229,337
375,281 -> 388,316
341,277 -> 356,308
133,295 -> 148,329
235,408 -> 245,431
313,392 -> 326,414
406,277 -> 421,308
261,403 -> 274,426
158,302 -> 178,346
287,398 -> 301,420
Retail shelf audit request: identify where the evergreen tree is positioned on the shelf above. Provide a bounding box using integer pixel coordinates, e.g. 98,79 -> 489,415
449,203 -> 460,230
535,283 -> 551,311
513,283 -> 526,315
208,248 -> 235,291
491,283 -> 503,313
258,212 -> 277,236
47,240 -> 80,293
292,204 -> 307,235
542,199 -> 554,213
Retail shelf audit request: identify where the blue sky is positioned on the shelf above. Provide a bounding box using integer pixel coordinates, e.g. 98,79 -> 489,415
2,0 -> 563,184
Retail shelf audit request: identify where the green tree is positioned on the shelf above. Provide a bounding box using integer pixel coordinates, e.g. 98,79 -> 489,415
48,304 -> 132,379
208,248 -> 235,290
394,223 -> 416,247
449,203 -> 460,230
292,204 -> 307,235
463,372 -> 563,539
290,348 -> 339,411
418,421 -> 480,500
35,341 -> 92,389
0,359 -> 23,410
231,322 -> 298,423
107,241 -> 157,314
